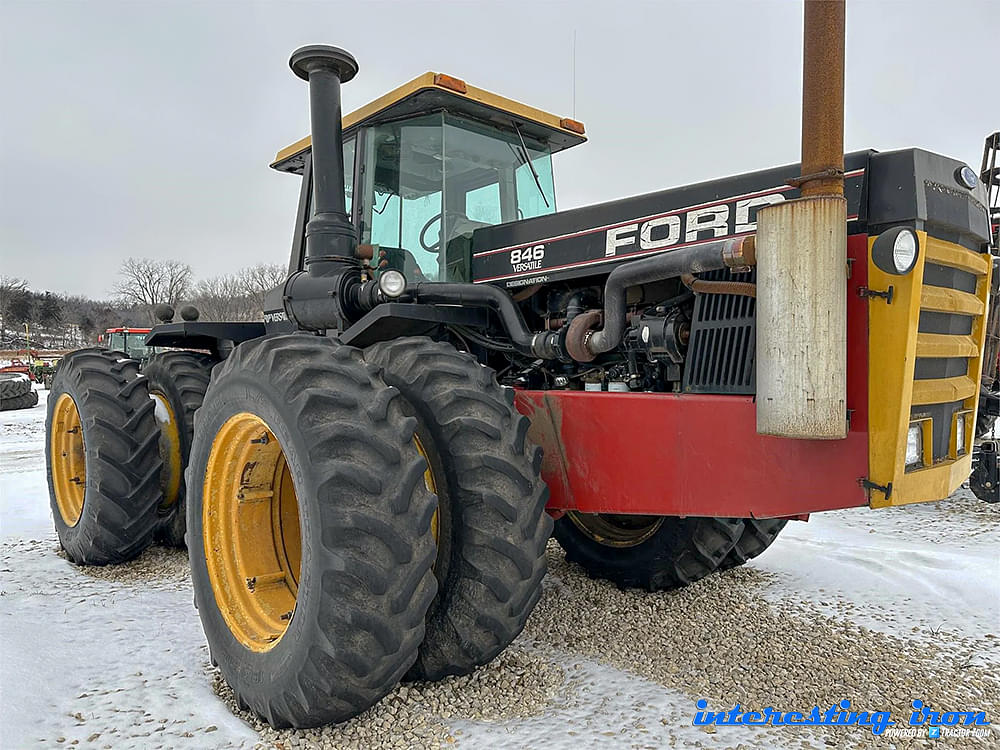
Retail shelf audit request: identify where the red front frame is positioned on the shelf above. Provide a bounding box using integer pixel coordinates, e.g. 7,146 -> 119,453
514,233 -> 871,519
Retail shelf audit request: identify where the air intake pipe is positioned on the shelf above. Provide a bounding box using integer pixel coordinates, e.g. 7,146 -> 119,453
289,44 -> 359,276
281,44 -> 366,332
566,236 -> 755,362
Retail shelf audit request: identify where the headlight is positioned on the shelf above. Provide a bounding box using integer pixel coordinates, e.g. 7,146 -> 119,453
377,269 -> 407,298
955,413 -> 966,455
872,227 -> 919,275
955,165 -> 978,190
891,231 -> 918,273
905,423 -> 923,468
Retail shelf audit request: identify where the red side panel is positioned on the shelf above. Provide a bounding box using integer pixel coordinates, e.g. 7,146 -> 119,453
514,233 -> 870,519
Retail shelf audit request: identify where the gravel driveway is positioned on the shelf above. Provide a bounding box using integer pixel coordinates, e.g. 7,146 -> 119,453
2,388 -> 998,749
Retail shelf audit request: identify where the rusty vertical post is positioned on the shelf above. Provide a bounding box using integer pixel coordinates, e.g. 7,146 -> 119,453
800,0 -> 845,198
755,0 -> 848,440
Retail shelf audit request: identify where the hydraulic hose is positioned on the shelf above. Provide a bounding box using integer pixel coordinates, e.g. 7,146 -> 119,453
407,282 -> 561,359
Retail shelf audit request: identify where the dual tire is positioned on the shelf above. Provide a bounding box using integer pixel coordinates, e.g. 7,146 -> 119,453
365,337 -> 552,681
143,352 -> 215,547
46,349 -> 214,564
185,335 -> 550,726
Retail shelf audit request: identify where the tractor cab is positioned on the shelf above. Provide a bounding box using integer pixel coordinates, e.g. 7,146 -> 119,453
271,73 -> 586,282
100,327 -> 156,363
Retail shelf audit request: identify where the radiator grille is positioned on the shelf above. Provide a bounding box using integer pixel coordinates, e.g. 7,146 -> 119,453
683,269 -> 756,394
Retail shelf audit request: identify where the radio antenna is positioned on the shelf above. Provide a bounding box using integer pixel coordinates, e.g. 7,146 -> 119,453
572,30 -> 577,119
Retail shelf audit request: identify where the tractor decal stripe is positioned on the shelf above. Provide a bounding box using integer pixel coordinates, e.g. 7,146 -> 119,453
475,214 -> 862,284
473,168 -> 866,261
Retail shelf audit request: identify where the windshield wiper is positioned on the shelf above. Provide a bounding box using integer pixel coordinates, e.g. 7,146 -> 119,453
512,122 -> 550,209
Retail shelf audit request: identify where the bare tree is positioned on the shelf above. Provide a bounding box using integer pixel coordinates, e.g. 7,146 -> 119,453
239,263 -> 285,315
113,258 -> 193,322
0,276 -> 29,345
192,275 -> 257,322
190,264 -> 285,322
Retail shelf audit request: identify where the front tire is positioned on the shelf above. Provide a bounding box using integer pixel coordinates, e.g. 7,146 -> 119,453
553,513 -> 743,591
366,337 -> 551,681
45,349 -> 163,565
187,334 -> 437,728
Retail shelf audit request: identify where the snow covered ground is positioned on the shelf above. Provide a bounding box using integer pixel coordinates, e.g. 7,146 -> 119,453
2,386 -> 998,749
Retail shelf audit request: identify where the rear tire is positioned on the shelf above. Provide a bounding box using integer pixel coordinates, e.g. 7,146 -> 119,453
1,389 -> 38,411
365,337 -> 551,681
45,349 -> 163,565
144,351 -> 215,547
553,513 -> 743,591
717,518 -> 787,571
187,334 -> 437,728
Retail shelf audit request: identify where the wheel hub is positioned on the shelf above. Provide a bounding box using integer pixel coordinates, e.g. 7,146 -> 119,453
566,511 -> 664,548
50,393 -> 86,527
203,413 -> 302,652
150,391 -> 182,511
413,433 -> 440,544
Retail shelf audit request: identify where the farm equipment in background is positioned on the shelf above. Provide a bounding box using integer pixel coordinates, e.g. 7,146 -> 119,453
97,327 -> 158,365
0,358 -> 32,379
44,0 -> 997,730
29,359 -> 59,389
0,351 -> 60,390
970,132 -> 1000,501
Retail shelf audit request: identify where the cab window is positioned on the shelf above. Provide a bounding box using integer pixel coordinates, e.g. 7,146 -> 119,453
360,112 -> 556,282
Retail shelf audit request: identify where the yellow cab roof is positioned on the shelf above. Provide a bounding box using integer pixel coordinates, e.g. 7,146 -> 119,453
271,72 -> 586,175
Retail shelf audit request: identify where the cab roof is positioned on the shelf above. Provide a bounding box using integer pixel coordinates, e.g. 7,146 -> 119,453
271,72 -> 586,175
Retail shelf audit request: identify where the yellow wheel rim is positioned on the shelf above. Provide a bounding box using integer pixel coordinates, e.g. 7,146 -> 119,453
150,391 -> 182,511
203,413 -> 302,652
566,511 -> 664,548
50,393 -> 86,527
413,433 -> 439,544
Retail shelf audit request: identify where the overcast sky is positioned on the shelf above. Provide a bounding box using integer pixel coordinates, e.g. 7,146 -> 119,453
1,0 -> 997,299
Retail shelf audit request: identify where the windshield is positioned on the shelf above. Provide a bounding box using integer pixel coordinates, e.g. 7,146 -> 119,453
108,332 -> 151,359
362,113 -> 555,282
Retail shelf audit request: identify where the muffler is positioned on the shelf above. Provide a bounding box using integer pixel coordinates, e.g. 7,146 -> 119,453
756,0 -> 848,440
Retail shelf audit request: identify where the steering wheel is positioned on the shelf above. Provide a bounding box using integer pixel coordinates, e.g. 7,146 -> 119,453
419,210 -> 475,253
419,213 -> 444,253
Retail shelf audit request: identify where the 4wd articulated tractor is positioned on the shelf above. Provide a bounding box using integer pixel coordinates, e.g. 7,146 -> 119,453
45,1 -> 997,730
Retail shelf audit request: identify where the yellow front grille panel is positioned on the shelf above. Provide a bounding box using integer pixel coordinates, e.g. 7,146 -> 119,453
868,231 -> 992,507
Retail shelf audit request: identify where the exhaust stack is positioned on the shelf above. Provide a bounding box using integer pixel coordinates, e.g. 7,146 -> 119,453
756,0 -> 848,440
289,45 -> 359,276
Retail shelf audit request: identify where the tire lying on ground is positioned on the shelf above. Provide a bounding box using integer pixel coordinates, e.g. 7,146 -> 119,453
716,518 -> 787,572
143,351 -> 215,548
0,372 -> 32,401
553,513 -> 743,591
187,334 -> 438,728
1,389 -> 38,411
366,337 -> 551,681
45,349 -> 163,565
